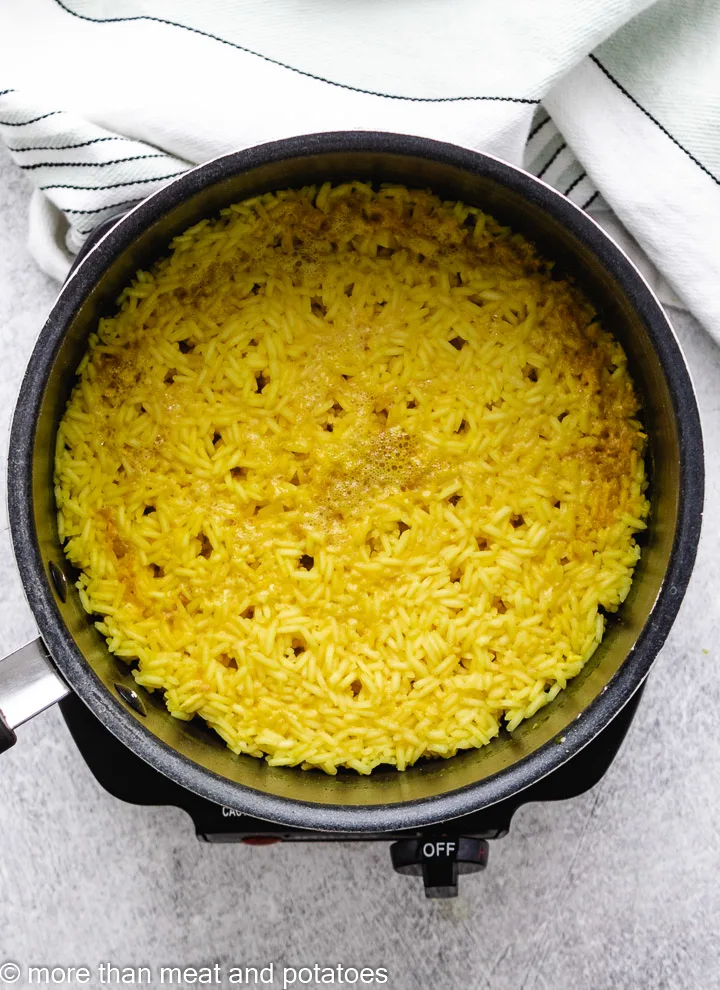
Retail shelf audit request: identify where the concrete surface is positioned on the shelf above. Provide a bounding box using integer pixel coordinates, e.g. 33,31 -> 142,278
0,143 -> 719,990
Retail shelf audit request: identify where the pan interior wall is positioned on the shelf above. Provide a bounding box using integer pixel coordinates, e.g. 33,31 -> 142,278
29,147 -> 680,810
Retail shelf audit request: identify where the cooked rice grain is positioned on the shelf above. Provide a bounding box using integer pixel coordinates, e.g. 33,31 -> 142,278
55,182 -> 649,774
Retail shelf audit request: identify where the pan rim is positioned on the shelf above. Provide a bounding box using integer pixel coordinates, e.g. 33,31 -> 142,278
8,130 -> 704,831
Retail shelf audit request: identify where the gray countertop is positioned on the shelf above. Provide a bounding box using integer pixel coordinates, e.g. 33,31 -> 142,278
1,144 -> 719,990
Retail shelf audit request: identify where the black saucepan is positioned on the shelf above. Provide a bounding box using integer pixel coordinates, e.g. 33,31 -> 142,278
0,132 -> 703,831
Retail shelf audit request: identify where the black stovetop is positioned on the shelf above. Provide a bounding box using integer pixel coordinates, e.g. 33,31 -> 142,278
56,215 -> 648,897
59,688 -> 642,897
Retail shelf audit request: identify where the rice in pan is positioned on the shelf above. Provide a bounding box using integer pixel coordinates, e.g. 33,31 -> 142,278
55,182 -> 649,774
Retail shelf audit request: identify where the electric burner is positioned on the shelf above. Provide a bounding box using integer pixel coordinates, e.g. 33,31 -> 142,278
57,218 -> 645,897
59,688 -> 642,898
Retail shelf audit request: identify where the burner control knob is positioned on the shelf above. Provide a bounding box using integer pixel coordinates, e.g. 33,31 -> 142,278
390,837 -> 489,898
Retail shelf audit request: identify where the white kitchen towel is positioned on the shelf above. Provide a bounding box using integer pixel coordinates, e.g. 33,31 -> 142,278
1,0 -> 718,336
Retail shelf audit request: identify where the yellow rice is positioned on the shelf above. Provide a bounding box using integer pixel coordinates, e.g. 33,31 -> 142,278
55,181 -> 649,775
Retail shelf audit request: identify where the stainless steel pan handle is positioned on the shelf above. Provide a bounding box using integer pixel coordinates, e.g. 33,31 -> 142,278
0,639 -> 70,752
